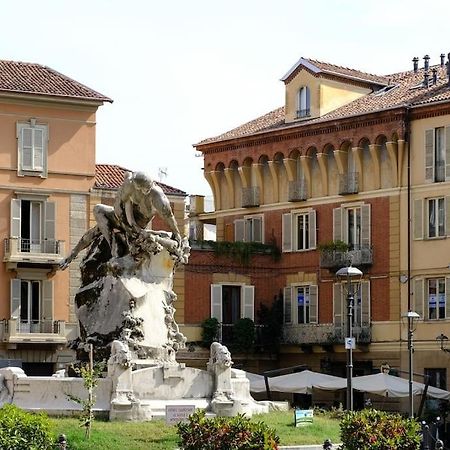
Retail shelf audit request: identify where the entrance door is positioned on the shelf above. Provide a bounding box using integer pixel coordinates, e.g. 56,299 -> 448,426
221,285 -> 241,342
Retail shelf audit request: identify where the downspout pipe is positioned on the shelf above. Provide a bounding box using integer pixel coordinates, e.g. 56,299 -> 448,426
405,105 -> 412,312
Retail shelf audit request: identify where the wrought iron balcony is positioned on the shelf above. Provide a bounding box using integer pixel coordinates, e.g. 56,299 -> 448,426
241,187 -> 260,208
339,172 -> 359,195
296,109 -> 310,118
1,318 -> 66,344
283,323 -> 371,346
288,179 -> 308,202
4,238 -> 65,266
319,244 -> 373,269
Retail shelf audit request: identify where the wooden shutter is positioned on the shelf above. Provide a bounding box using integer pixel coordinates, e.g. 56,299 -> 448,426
361,204 -> 371,246
21,127 -> 33,170
333,207 -> 343,242
44,201 -> 56,253
309,284 -> 318,324
425,129 -> 434,182
10,199 -> 21,238
446,197 -> 450,237
333,283 -> 343,329
253,217 -> 263,243
414,279 -> 424,319
33,128 -> 44,170
283,286 -> 292,324
446,126 -> 450,180
210,284 -> 222,321
446,278 -> 450,319
242,285 -> 254,320
361,281 -> 370,326
305,87 -> 310,111
42,280 -> 53,321
10,279 -> 21,319
413,199 -> 423,240
282,213 -> 292,252
234,219 -> 245,242
309,210 -> 317,249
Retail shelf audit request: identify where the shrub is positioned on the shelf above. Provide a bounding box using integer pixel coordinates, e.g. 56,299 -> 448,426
201,317 -> 220,348
0,404 -> 54,450
339,408 -> 421,450
177,410 -> 280,450
232,318 -> 256,353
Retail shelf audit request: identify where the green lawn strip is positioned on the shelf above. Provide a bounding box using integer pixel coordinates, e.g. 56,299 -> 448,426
50,410 -> 340,449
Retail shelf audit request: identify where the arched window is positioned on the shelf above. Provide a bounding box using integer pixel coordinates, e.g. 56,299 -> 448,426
297,86 -> 310,118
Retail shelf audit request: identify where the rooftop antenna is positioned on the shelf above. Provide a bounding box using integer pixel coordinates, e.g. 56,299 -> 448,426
158,167 -> 168,183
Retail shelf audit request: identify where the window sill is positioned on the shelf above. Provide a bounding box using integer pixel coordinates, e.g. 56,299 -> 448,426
19,169 -> 46,178
425,236 -> 447,241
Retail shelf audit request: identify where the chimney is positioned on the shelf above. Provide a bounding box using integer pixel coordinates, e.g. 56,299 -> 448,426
423,54 -> 430,72
441,53 -> 445,67
447,53 -> 450,85
423,71 -> 429,87
432,68 -> 437,84
413,57 -> 419,73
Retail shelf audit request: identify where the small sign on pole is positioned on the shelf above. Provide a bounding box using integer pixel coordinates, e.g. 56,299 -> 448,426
345,337 -> 355,349
294,409 -> 314,426
165,405 -> 195,425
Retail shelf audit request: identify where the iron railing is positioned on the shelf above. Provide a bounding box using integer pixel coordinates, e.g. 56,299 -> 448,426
288,179 -> 308,202
320,244 -> 373,269
296,109 -> 310,118
4,238 -> 64,255
339,172 -> 359,195
241,187 -> 260,208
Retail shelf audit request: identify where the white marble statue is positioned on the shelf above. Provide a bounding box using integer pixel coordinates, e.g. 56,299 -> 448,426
208,342 -> 234,403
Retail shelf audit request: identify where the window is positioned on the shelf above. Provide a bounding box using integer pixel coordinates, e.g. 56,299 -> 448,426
428,198 -> 445,238
283,284 -> 317,324
234,214 -> 263,243
333,281 -> 370,329
210,284 -> 254,322
425,126 -> 450,183
425,368 -> 446,390
333,204 -> 370,250
11,278 -> 53,333
297,86 -> 310,118
282,209 -> 316,252
17,121 -> 48,177
427,278 -> 446,320
11,198 -> 56,253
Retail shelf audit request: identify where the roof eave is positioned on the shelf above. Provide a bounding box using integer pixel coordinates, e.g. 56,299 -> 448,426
0,90 -> 112,106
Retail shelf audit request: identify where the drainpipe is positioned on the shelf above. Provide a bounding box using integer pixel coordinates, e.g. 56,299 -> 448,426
405,105 -> 412,312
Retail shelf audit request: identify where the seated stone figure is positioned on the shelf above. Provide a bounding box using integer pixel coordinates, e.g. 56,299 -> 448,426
60,171 -> 181,270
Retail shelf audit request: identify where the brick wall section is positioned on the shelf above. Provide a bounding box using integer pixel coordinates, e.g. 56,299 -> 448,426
185,195 -> 392,324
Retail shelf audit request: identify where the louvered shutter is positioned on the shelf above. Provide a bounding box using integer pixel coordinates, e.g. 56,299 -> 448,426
425,129 -> 434,182
44,201 -> 56,253
305,87 -> 310,111
414,279 -> 424,320
446,127 -> 450,180
333,283 -> 343,330
253,217 -> 263,243
413,199 -> 423,240
283,286 -> 292,324
242,285 -> 254,320
42,280 -> 53,321
33,128 -> 44,170
10,279 -> 21,319
446,278 -> 450,319
361,281 -> 370,326
446,197 -> 450,237
309,210 -> 317,249
10,199 -> 21,238
234,219 -> 245,242
282,213 -> 292,252
210,284 -> 222,321
309,285 -> 318,324
333,207 -> 343,242
361,204 -> 371,246
21,127 -> 33,170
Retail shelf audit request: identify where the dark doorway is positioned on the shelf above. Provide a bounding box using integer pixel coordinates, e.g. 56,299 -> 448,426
22,362 -> 54,376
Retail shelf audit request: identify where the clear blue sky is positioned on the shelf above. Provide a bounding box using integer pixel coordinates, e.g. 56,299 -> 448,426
2,0 -> 450,195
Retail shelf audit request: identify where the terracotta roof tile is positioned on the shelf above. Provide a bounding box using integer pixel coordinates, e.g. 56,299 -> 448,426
95,164 -> 186,196
197,64 -> 450,146
0,60 -> 112,103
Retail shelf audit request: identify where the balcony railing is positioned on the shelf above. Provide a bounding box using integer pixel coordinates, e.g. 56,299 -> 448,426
4,238 -> 65,265
320,244 -> 373,269
1,318 -> 66,343
296,109 -> 310,118
283,323 -> 371,346
288,179 -> 308,202
339,172 -> 359,195
217,323 -> 269,350
241,187 -> 260,208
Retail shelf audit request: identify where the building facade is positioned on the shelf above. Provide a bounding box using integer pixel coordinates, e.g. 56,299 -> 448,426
187,54 -> 450,409
0,60 -> 111,375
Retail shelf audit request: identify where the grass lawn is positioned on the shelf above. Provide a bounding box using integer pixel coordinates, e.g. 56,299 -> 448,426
50,410 -> 341,449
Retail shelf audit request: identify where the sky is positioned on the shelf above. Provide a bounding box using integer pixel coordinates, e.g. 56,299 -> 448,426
2,0 -> 450,197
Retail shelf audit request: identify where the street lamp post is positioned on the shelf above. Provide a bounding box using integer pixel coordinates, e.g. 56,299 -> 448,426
404,311 -> 420,418
336,265 -> 363,411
